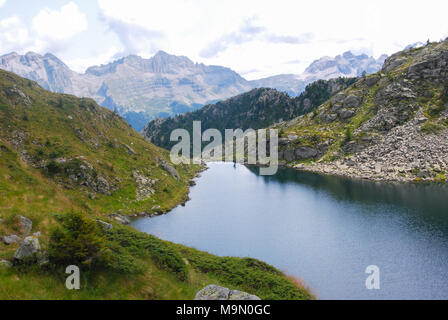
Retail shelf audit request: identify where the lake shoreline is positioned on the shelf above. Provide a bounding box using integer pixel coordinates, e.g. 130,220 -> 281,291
132,162 -> 448,299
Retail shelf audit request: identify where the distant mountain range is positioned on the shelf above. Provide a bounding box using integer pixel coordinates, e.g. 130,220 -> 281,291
0,50 -> 386,130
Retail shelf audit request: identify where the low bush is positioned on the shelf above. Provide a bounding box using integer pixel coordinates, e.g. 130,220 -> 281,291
421,121 -> 444,134
48,212 -> 105,269
105,227 -> 188,281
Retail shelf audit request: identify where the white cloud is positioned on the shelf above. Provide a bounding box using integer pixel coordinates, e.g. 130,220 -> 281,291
0,16 -> 44,53
0,2 -> 88,58
32,2 -> 88,41
2,0 -> 448,78
66,46 -> 121,73
97,0 -> 200,57
96,0 -> 448,79
0,0 -> 6,8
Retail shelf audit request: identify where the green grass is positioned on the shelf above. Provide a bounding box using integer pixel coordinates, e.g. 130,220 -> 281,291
421,121 -> 445,134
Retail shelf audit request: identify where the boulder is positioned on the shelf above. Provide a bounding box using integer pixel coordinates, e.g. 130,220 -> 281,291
338,108 -> 356,119
97,220 -> 113,230
123,144 -> 137,155
2,235 -> 21,245
343,95 -> 362,108
161,162 -> 180,180
343,141 -> 368,154
18,215 -> 32,234
195,285 -> 261,301
295,147 -> 319,159
96,176 -> 111,195
365,75 -> 380,87
110,214 -> 131,225
278,138 -> 290,146
331,93 -> 346,104
320,113 -> 338,122
280,147 -> 319,161
13,236 -> 41,261
228,290 -> 262,301
282,149 -> 296,162
0,260 -> 12,268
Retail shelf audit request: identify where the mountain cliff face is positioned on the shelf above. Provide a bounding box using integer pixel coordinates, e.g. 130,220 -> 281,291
273,40 -> 448,182
0,51 -> 253,130
143,77 -> 357,150
0,50 -> 384,130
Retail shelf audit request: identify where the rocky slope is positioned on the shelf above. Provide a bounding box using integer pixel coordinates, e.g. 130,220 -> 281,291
272,40 -> 448,182
0,51 -> 384,130
143,77 -> 357,150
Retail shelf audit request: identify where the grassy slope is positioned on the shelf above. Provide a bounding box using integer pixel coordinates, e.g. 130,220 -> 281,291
0,69 -> 312,300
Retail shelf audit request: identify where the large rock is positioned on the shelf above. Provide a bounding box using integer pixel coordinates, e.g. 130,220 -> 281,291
331,92 -> 346,104
295,147 -> 319,159
18,215 -> 32,234
0,260 -> 12,268
195,285 -> 261,301
97,220 -> 113,230
110,214 -> 131,225
280,147 -> 319,161
2,235 -> 21,245
13,236 -> 41,261
96,176 -> 111,195
161,161 -> 180,180
343,94 -> 362,108
338,108 -> 356,119
365,75 -> 380,87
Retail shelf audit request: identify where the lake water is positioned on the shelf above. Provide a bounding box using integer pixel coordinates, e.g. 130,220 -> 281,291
132,162 -> 448,300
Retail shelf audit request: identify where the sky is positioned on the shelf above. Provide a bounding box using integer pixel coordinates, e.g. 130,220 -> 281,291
0,0 -> 447,80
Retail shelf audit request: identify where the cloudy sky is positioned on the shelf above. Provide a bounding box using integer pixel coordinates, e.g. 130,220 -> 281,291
0,0 -> 447,79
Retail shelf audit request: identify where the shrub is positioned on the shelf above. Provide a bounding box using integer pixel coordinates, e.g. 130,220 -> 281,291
421,122 -> 444,134
279,128 -> 285,137
100,243 -> 144,274
344,127 -> 353,143
105,228 -> 188,281
48,212 -> 105,269
427,104 -> 446,117
178,248 -> 313,300
46,160 -> 62,175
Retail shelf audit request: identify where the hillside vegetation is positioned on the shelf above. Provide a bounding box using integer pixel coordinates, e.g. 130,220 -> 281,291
144,77 -> 357,150
0,69 -> 313,300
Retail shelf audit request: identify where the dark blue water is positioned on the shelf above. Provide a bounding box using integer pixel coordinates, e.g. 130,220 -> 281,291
132,162 -> 448,300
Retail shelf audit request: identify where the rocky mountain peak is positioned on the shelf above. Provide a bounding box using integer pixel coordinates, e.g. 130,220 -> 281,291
0,48 -> 388,130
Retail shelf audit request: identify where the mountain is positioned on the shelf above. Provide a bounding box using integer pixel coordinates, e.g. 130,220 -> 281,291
143,77 -> 357,150
0,68 -> 311,300
272,40 -> 448,182
0,51 -> 253,130
250,52 -> 387,97
0,50 -> 385,131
